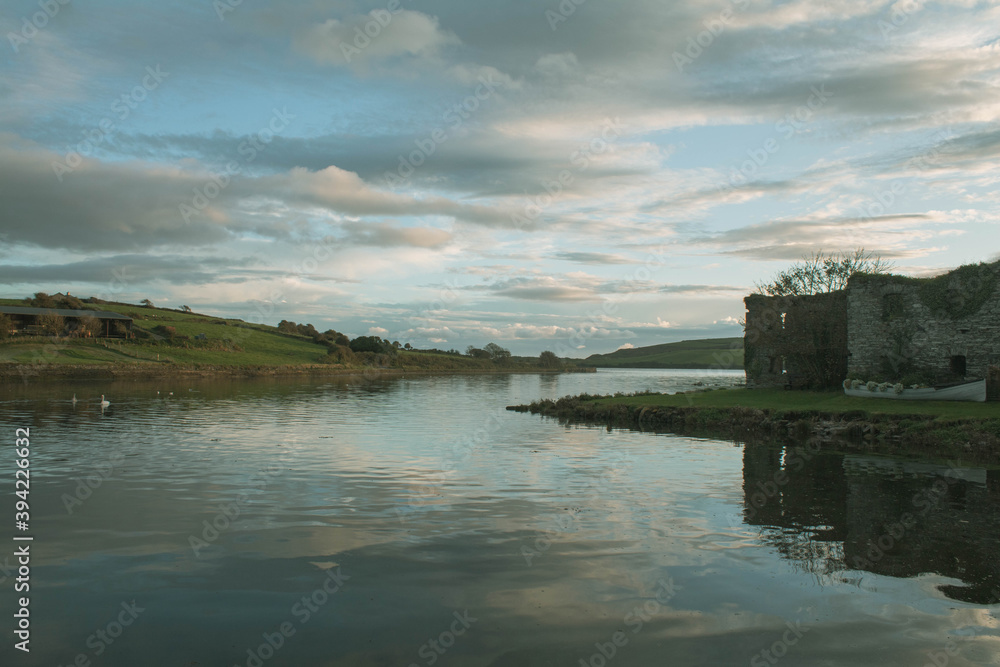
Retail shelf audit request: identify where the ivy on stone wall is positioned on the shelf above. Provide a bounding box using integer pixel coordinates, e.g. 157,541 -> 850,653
854,260 -> 1000,320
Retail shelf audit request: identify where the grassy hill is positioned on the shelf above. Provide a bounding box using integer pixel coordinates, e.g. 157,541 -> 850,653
0,298 -> 575,373
0,298 -> 333,366
582,337 -> 743,369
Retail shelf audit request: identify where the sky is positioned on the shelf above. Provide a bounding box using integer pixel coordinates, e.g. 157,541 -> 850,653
1,0 -> 998,356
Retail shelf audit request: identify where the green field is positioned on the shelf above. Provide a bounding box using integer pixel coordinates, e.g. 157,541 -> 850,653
583,337 -> 743,369
0,305 -> 332,366
0,299 -> 567,372
594,387 -> 1000,419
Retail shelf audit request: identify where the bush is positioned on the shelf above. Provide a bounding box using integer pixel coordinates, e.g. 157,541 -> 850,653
37,312 -> 65,335
78,315 -> 102,337
320,345 -> 355,365
350,336 -> 391,354
152,325 -> 177,341
539,350 -> 560,368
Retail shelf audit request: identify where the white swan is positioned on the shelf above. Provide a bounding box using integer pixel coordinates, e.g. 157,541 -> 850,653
100,395 -> 110,408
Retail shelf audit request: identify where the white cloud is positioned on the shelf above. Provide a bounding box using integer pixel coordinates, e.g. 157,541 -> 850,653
294,11 -> 461,67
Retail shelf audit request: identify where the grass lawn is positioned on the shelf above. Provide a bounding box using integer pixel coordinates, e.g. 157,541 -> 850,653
593,387 -> 1000,419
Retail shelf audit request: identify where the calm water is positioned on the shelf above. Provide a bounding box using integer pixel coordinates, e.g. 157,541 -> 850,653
1,369 -> 997,666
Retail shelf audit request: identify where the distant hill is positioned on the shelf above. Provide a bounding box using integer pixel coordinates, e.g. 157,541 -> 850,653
582,337 -> 743,369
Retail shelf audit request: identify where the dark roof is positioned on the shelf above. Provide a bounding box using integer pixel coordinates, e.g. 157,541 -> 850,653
0,306 -> 133,321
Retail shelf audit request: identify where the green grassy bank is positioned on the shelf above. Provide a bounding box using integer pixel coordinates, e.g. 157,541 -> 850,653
508,388 -> 1000,464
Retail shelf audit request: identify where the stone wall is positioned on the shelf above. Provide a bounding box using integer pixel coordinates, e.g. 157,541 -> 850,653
846,264 -> 1000,383
744,292 -> 848,389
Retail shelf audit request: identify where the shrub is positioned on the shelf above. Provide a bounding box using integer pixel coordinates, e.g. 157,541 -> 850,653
152,325 -> 177,341
37,312 -> 65,335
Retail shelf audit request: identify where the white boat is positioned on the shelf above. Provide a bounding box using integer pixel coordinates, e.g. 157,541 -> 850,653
843,379 -> 986,402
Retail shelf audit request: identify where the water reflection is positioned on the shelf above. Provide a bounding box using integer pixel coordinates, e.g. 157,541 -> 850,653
743,443 -> 1000,603
0,370 -> 996,666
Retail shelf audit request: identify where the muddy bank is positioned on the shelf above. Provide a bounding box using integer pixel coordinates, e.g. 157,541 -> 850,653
507,395 -> 1000,464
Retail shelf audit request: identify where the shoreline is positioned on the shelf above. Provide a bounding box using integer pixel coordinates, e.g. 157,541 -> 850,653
507,392 -> 1000,465
0,362 -> 597,383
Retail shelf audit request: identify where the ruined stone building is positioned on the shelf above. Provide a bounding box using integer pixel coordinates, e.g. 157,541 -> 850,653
744,260 -> 1000,390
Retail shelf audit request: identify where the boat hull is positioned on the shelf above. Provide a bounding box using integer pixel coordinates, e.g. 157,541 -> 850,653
843,379 -> 986,402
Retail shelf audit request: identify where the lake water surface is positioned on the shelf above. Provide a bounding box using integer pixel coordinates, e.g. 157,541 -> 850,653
1,369 -> 997,666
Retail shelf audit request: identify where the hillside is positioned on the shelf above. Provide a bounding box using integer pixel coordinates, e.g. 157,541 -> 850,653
0,298 -> 575,374
582,337 -> 744,369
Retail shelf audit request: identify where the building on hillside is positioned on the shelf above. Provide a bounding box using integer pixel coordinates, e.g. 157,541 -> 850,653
744,260 -> 1000,391
0,306 -> 133,338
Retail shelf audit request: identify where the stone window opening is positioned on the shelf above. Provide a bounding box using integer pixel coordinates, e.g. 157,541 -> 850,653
882,293 -> 905,320
950,355 -> 967,377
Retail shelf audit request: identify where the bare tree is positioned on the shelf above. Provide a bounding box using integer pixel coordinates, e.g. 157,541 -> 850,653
754,249 -> 893,297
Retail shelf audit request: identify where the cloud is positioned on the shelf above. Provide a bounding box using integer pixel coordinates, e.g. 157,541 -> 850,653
341,222 -> 452,249
0,254 -> 265,286
616,342 -> 635,350
0,137 -> 531,253
658,284 -> 744,294
552,251 -> 635,265
294,11 -> 461,67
